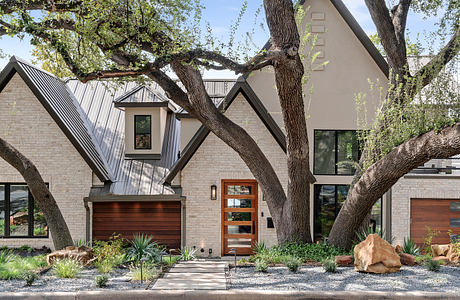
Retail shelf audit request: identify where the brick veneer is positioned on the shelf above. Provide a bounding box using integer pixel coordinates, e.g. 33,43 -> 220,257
180,93 -> 288,255
0,73 -> 93,249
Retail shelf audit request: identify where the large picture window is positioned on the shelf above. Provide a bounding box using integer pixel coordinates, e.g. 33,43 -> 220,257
314,130 -> 360,175
0,184 -> 48,238
134,115 -> 152,149
314,184 -> 382,241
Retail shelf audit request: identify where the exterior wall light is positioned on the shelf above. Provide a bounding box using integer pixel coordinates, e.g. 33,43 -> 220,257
211,184 -> 217,200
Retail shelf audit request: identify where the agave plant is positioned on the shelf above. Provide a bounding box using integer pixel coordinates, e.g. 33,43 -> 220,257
252,241 -> 268,255
355,227 -> 395,245
179,247 -> 197,261
128,234 -> 161,263
402,237 -> 420,256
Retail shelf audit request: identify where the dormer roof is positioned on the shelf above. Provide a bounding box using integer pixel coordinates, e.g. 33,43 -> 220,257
113,85 -> 176,110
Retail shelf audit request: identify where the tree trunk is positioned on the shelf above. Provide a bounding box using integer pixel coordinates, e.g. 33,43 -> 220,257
263,0 -> 312,243
0,137 -> 73,250
328,123 -> 460,249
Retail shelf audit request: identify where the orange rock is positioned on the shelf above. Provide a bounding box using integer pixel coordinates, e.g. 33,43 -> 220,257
46,245 -> 94,266
354,234 -> 401,274
395,245 -> 403,254
335,255 -> 353,266
399,253 -> 415,266
431,244 -> 450,257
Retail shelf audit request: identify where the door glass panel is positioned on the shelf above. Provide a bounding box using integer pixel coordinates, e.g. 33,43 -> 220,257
228,238 -> 252,248
10,185 -> 29,236
451,218 -> 460,227
33,201 -> 48,237
227,185 -> 252,195
337,131 -> 359,175
0,185 -> 4,237
228,225 -> 252,234
451,202 -> 460,211
227,212 -> 251,221
227,198 -> 252,208
314,185 -> 336,240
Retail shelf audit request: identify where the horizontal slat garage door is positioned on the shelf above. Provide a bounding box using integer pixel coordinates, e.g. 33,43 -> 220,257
93,201 -> 181,249
410,199 -> 460,245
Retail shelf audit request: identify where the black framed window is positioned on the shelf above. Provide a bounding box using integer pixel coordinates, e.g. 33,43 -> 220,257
134,115 -> 152,150
314,184 -> 382,241
314,130 -> 360,175
0,183 -> 48,238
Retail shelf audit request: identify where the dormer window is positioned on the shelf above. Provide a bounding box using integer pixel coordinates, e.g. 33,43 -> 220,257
134,115 -> 152,150
113,85 -> 176,159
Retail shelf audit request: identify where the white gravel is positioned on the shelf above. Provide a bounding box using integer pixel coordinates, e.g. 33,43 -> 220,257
0,267 -> 151,292
229,266 -> 460,293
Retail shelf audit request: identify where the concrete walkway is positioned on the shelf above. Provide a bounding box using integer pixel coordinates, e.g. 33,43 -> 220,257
152,260 -> 228,290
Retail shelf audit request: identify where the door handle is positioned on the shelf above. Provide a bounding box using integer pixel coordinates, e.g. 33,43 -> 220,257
252,221 -> 255,234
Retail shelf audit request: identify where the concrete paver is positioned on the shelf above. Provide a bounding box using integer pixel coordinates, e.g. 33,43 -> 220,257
152,260 -> 228,290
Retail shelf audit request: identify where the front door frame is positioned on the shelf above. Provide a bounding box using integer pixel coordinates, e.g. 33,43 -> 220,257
221,179 -> 258,256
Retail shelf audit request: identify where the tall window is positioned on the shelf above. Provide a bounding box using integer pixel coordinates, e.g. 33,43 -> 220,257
314,184 -> 382,241
134,115 -> 151,149
314,130 -> 360,175
0,184 -> 48,238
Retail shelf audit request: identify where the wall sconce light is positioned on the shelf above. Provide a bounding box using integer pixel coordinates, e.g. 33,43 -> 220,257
211,184 -> 217,200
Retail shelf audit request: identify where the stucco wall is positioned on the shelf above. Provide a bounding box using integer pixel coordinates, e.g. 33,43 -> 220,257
0,73 -> 93,249
391,175 -> 460,245
180,93 -> 287,255
246,0 -> 388,235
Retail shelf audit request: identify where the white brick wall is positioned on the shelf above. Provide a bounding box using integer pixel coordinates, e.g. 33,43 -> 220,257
391,175 -> 460,245
180,93 -> 288,256
0,73 -> 93,249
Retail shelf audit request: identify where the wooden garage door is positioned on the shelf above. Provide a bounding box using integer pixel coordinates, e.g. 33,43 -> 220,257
410,199 -> 460,245
93,201 -> 181,249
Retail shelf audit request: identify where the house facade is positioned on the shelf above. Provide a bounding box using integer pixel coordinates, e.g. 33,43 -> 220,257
0,0 -> 459,252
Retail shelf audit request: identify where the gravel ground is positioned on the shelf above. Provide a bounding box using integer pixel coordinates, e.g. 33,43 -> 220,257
230,266 -> 460,293
0,267 -> 153,292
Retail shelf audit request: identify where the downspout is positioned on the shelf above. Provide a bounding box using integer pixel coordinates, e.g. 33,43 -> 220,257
83,197 -> 90,243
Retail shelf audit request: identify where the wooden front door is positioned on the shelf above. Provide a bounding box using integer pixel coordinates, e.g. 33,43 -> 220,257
221,180 -> 258,255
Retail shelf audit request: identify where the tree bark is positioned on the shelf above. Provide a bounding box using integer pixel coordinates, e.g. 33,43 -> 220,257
263,0 -> 312,242
0,137 -> 73,249
329,123 -> 460,249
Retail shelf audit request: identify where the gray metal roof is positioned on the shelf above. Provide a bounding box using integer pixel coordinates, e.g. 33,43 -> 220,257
68,79 -> 236,195
0,56 -> 112,182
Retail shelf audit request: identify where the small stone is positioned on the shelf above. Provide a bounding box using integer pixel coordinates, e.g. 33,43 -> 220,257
354,234 -> 401,274
335,255 -> 353,266
395,245 -> 403,254
399,253 -> 415,266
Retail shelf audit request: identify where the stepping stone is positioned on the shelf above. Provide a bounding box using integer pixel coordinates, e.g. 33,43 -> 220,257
153,273 -> 226,290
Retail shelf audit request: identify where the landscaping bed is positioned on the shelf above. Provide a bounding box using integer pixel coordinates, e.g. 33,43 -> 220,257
229,265 -> 460,293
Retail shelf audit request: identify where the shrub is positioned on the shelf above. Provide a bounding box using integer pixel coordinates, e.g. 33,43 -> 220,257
95,275 -> 109,287
322,258 -> 337,273
425,258 -> 440,272
179,247 -> 197,261
161,256 -> 179,266
128,234 -> 162,263
0,255 -> 47,279
355,228 -> 395,245
283,256 -> 301,272
255,259 -> 268,272
252,241 -> 268,255
93,234 -> 125,263
402,238 -> 420,256
0,249 -> 15,264
259,242 -> 348,263
52,259 -> 83,278
95,259 -> 115,274
18,245 -> 34,253
423,226 -> 440,254
22,271 -> 38,286
74,239 -> 92,247
130,263 -> 158,281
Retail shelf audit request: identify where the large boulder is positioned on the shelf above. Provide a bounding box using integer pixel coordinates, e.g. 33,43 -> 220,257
446,245 -> 459,263
354,234 -> 401,274
46,246 -> 94,266
431,244 -> 450,257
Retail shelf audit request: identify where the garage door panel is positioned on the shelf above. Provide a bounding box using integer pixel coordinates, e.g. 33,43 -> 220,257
410,198 -> 460,246
93,201 -> 181,249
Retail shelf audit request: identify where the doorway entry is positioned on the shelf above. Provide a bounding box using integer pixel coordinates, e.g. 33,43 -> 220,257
221,180 -> 258,255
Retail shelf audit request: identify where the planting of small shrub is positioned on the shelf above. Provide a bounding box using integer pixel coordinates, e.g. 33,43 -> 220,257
95,275 -> 109,287
283,256 -> 302,272
128,234 -> 163,263
0,255 -> 47,280
424,258 -> 441,272
179,247 -> 197,261
250,241 -> 348,264
130,263 -> 158,281
52,259 -> 83,278
161,255 -> 179,266
402,238 -> 420,256
22,271 -> 38,286
322,258 -> 337,273
255,259 -> 268,272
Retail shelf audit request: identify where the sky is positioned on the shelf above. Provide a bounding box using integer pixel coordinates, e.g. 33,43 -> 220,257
0,0 -> 443,78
